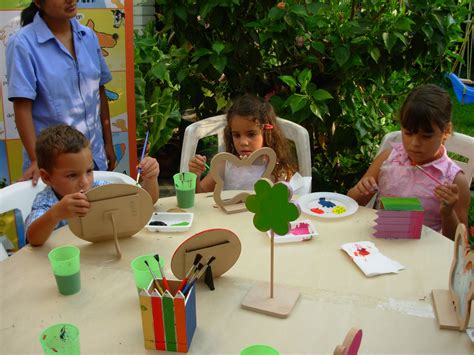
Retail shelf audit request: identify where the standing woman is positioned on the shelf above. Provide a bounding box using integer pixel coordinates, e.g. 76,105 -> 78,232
6,0 -> 116,185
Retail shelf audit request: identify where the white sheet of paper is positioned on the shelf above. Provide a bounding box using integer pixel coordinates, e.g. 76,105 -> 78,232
341,241 -> 405,277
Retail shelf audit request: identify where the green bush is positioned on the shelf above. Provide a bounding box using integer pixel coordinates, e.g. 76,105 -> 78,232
137,0 -> 469,190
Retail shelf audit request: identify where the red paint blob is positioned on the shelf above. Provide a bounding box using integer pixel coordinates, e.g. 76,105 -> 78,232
311,208 -> 324,214
357,247 -> 370,256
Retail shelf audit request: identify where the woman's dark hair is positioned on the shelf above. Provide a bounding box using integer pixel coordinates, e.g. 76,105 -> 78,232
399,84 -> 452,134
21,1 -> 42,27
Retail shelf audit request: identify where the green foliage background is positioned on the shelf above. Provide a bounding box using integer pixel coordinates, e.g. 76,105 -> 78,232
134,0 -> 471,192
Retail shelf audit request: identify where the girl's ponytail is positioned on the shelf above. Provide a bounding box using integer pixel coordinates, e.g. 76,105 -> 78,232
21,2 -> 39,27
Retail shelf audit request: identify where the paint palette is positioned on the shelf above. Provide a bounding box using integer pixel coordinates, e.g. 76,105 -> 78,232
298,192 -> 358,219
267,219 -> 318,243
146,212 -> 194,232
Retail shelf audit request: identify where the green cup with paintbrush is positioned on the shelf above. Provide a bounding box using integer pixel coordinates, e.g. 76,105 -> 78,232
173,172 -> 197,209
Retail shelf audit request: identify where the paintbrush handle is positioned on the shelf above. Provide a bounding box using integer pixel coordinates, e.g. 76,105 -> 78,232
416,165 -> 443,185
176,277 -> 188,293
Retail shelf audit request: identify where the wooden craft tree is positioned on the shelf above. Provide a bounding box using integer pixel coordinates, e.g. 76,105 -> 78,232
242,178 -> 300,318
432,224 -> 474,330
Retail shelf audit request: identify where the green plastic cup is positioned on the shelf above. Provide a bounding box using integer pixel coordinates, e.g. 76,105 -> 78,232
240,344 -> 280,355
131,255 -> 164,291
39,323 -> 80,355
173,172 -> 197,209
48,246 -> 81,296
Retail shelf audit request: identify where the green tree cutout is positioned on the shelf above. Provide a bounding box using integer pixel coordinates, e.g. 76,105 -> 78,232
245,179 -> 300,297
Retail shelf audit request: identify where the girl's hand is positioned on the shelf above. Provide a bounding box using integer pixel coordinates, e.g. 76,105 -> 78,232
434,183 -> 459,214
138,157 -> 160,181
188,155 -> 206,177
354,176 -> 378,196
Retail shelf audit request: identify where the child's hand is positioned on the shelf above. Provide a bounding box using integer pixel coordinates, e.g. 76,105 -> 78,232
434,183 -> 459,214
138,156 -> 160,181
55,191 -> 91,220
188,154 -> 207,177
354,176 -> 378,196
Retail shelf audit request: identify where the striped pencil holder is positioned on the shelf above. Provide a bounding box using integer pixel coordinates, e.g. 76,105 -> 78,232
139,279 -> 197,352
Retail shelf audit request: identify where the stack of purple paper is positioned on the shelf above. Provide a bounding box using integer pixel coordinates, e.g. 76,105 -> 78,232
374,197 -> 424,239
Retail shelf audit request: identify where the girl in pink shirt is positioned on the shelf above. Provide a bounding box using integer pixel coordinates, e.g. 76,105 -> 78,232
348,84 -> 470,240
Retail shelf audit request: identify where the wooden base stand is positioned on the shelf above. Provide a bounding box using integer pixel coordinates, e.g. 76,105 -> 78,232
432,289 -> 474,330
241,282 -> 300,318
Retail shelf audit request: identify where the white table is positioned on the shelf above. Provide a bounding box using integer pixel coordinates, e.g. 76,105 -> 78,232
1,192 -> 472,354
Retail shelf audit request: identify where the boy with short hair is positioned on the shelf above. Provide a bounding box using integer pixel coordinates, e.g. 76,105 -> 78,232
26,125 -> 160,246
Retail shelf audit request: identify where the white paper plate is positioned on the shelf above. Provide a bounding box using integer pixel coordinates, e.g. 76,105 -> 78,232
146,212 -> 193,232
267,219 -> 317,243
298,192 -> 358,219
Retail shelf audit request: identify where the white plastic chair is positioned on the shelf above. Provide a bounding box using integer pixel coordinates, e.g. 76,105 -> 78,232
0,171 -> 136,225
179,114 -> 312,193
377,130 -> 474,185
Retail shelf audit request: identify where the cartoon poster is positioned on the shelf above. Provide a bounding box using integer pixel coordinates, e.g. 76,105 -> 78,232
0,0 -> 134,185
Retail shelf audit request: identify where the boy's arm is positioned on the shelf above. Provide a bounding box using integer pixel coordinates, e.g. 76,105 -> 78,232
26,203 -> 65,246
439,172 -> 470,240
26,192 -> 91,246
139,157 -> 160,204
347,149 -> 391,206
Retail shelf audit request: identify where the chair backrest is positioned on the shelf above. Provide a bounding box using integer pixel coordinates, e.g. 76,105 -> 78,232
179,115 -> 312,177
377,130 -> 474,185
94,170 -> 137,185
0,171 -> 136,225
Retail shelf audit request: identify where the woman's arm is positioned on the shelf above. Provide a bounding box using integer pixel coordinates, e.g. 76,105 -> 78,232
99,86 -> 116,170
13,98 -> 40,184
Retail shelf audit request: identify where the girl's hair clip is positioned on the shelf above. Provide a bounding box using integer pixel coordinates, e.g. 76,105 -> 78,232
263,123 -> 273,130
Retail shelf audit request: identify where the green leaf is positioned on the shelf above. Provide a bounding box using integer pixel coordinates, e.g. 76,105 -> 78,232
279,75 -> 297,90
175,6 -> 187,22
298,69 -> 312,91
268,7 -> 284,20
334,46 -> 350,67
290,5 -> 309,17
393,32 -> 407,46
193,48 -> 213,58
312,89 -> 333,102
369,47 -> 380,63
209,54 -> 227,73
421,25 -> 434,39
393,17 -> 414,31
311,41 -> 325,54
212,42 -> 225,55
310,103 -> 323,120
382,32 -> 397,52
149,62 -> 167,81
288,94 -> 308,113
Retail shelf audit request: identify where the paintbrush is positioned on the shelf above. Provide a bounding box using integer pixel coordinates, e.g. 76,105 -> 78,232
182,257 -> 216,295
153,254 -> 170,292
415,165 -> 443,185
136,131 -> 149,183
144,260 -> 164,294
176,254 -> 203,294
181,263 -> 204,295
